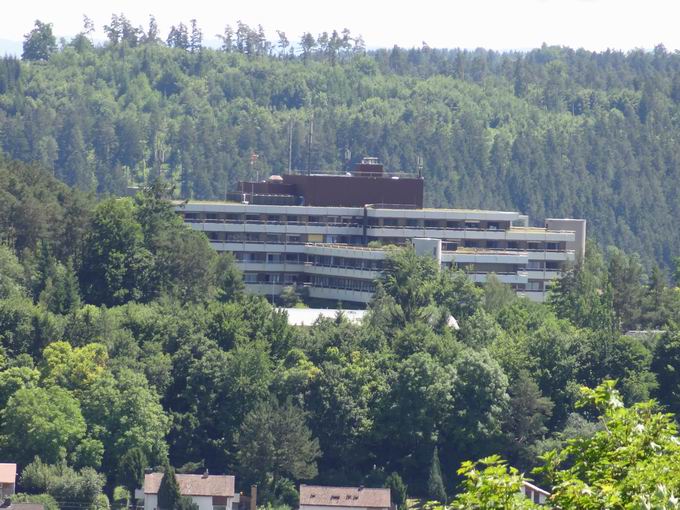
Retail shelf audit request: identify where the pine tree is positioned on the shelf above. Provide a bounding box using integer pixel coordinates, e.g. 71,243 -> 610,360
118,448 -> 148,505
384,472 -> 407,509
427,446 -> 446,503
158,463 -> 181,510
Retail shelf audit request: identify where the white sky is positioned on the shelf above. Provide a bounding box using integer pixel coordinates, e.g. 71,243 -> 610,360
3,0 -> 680,51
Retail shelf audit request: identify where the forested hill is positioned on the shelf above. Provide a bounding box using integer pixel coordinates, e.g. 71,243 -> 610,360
3,19 -> 680,266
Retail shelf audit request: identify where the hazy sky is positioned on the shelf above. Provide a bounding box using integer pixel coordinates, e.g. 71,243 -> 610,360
3,0 -> 680,51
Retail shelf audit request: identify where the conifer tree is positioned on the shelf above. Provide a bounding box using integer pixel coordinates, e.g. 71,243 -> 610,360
427,446 -> 446,503
158,463 -> 181,510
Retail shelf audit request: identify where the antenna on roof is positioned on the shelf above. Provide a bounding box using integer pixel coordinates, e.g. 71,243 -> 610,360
306,115 -> 314,176
288,119 -> 293,174
417,156 -> 423,178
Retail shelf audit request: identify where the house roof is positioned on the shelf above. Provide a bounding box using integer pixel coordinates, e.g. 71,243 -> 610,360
144,473 -> 235,497
522,481 -> 550,496
0,464 -> 16,484
299,485 -> 391,508
10,504 -> 44,510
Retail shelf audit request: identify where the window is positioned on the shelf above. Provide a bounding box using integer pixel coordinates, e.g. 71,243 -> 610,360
244,273 -> 257,283
526,281 -> 543,291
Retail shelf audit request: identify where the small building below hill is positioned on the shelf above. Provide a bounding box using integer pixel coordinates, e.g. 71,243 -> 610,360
140,472 -> 238,510
0,464 -> 16,499
283,308 -> 366,326
521,481 -> 549,505
299,485 -> 391,510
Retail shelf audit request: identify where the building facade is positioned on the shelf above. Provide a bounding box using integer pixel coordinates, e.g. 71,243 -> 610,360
177,159 -> 586,305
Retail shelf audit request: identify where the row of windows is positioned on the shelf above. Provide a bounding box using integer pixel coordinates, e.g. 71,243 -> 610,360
184,212 -> 510,230
235,252 -> 385,271
243,273 -> 299,284
203,231 -> 566,252
311,276 -> 376,293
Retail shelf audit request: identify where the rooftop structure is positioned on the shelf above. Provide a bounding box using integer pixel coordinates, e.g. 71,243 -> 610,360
177,158 -> 586,305
235,157 -> 423,208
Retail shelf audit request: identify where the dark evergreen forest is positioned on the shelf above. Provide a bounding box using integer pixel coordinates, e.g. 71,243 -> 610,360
3,17 -> 680,268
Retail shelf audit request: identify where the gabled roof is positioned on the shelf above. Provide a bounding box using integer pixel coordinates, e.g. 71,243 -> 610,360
144,473 -> 235,497
0,464 -> 16,484
299,485 -> 391,508
10,504 -> 44,510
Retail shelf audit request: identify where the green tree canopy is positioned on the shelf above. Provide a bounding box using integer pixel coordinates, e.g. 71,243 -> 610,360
0,386 -> 86,464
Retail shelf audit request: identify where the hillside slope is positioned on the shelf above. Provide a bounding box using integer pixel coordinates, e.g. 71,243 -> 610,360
2,38 -> 680,266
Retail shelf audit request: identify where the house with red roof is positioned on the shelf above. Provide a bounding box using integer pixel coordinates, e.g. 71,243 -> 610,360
140,471 -> 238,510
299,485 -> 392,510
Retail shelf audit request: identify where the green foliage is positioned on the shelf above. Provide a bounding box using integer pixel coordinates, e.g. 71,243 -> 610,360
652,328 -> 680,414
79,198 -> 151,306
158,463 -> 181,510
483,274 -> 516,314
504,370 -> 554,467
452,456 -> 541,509
427,447 -> 447,503
22,20 -> 57,61
535,380 -> 680,508
12,493 -> 59,510
380,247 -> 439,325
214,252 -> 245,302
117,448 -> 148,503
20,458 -> 106,508
0,244 -> 26,299
1,386 -> 86,464
236,399 -> 320,499
384,472 -> 407,508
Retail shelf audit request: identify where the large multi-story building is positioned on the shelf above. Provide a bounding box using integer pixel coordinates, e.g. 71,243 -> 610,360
177,158 -> 586,305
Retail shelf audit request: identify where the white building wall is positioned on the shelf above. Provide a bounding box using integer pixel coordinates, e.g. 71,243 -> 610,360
145,493 -> 158,510
144,494 -> 231,510
190,495 -> 214,510
301,506 -> 376,510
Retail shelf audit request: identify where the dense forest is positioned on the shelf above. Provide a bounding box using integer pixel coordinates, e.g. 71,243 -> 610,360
3,16 -> 680,268
3,151 -> 680,508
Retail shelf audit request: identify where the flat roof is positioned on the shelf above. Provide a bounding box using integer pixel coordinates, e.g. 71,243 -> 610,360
283,308 -> 366,326
176,200 -> 520,216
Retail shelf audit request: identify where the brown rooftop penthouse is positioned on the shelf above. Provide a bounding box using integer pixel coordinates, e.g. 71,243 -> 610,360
143,473 -> 235,497
237,157 -> 424,208
299,485 -> 391,509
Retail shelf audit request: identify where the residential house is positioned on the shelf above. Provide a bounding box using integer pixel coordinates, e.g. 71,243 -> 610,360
0,464 -> 16,499
140,472 -> 238,510
299,485 -> 391,510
